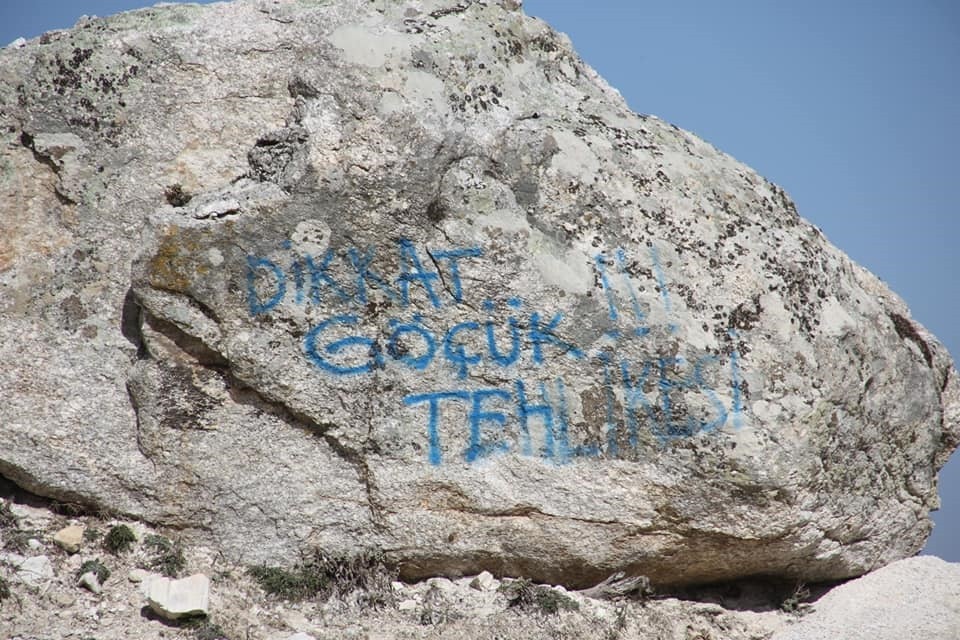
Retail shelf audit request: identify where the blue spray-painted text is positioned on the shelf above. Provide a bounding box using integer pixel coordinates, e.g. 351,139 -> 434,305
244,238 -> 745,465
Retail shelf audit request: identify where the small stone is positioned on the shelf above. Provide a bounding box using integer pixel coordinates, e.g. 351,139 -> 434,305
287,634 -> 317,640
470,570 -> 500,592
281,610 -> 310,632
128,568 -> 151,583
426,577 -> 456,593
48,590 -> 77,607
398,599 -> 418,611
79,571 -> 102,594
17,555 -> 54,587
590,605 -> 616,623
27,538 -> 43,551
145,574 -> 210,620
54,525 -> 85,553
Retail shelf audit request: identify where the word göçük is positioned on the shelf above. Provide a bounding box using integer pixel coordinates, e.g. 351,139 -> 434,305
246,239 -> 583,377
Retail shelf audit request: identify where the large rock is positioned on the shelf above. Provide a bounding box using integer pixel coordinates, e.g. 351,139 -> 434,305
1,0 -> 957,588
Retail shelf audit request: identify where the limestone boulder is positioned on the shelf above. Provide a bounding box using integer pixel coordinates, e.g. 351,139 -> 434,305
1,0 -> 958,588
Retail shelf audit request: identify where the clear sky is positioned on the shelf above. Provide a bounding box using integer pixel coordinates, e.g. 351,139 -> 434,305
2,1 -> 957,561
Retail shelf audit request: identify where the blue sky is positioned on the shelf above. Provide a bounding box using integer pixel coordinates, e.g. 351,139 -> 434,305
3,2 -> 957,561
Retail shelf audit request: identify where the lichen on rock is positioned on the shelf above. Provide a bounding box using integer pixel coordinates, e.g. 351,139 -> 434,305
1,0 -> 957,594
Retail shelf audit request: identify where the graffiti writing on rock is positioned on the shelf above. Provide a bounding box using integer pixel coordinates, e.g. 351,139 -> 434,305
245,238 -> 744,465
246,239 -> 481,313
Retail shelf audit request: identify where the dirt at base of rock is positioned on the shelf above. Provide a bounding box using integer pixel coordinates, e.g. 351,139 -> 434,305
2,496 -> 958,640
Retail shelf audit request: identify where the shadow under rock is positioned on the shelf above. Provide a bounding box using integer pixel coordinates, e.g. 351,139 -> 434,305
664,576 -> 843,613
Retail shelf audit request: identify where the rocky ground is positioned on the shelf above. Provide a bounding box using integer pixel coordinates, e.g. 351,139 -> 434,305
0,491 -> 806,640
5,489 -> 960,639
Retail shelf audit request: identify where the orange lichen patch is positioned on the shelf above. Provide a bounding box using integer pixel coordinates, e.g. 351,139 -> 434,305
0,145 -> 73,273
147,225 -> 213,293
0,238 -> 15,273
149,226 -> 192,292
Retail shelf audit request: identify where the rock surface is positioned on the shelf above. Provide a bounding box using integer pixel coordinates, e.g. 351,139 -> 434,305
470,570 -> 499,592
1,0 -> 958,590
78,570 -> 103,594
53,524 -> 84,553
2,490 -> 959,640
5,553 -> 54,588
144,573 -> 210,620
771,556 -> 960,640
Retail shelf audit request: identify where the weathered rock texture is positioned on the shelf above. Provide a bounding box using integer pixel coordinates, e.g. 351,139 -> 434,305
1,0 -> 958,588
3,496 -> 958,640
770,556 -> 960,640
144,573 -> 211,620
